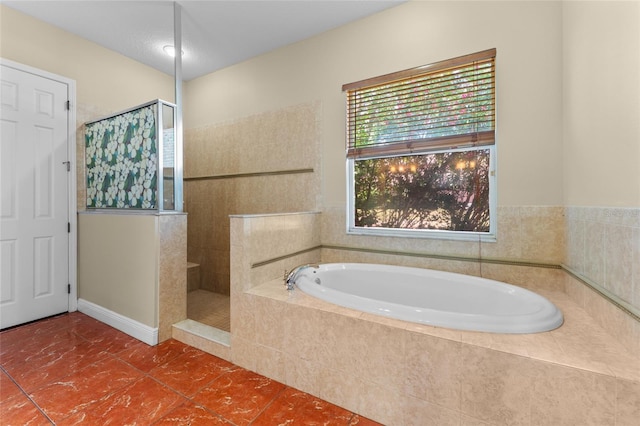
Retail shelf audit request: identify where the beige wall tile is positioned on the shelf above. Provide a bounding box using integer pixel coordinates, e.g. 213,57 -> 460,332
158,213 -> 188,342
460,414 -> 491,426
283,354 -> 319,397
404,331 -> 462,410
282,304 -> 324,366
345,317 -> 406,390
254,344 -> 286,384
460,345 -> 533,425
616,379 -> 640,426
404,396 -> 461,426
253,296 -> 285,350
604,223 -> 634,302
634,227 -> 640,309
355,382 -> 406,426
530,362 -> 617,425
316,368 -> 366,418
565,206 -> 640,315
321,205 -> 567,267
183,103 -> 321,298
231,292 -> 255,341
229,335 -> 256,371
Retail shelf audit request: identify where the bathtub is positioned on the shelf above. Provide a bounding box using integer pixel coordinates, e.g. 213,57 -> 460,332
293,263 -> 563,334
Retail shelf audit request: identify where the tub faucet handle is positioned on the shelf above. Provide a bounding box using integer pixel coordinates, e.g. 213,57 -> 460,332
284,263 -> 319,291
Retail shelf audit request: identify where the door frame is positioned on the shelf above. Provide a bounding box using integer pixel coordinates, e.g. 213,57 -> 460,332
1,58 -> 77,312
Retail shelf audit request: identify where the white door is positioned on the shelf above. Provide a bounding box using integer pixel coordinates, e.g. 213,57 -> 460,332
0,63 -> 71,329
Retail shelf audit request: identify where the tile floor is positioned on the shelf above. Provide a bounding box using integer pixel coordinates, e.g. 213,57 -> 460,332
187,290 -> 231,332
0,312 -> 381,425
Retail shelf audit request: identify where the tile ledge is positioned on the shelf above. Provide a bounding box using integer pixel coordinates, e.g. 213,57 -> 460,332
173,319 -> 230,347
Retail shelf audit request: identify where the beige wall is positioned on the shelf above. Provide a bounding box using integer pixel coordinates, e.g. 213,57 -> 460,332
563,1 -> 640,207
0,5 -> 174,111
78,214 -> 159,327
185,0 -> 564,208
78,212 -> 187,340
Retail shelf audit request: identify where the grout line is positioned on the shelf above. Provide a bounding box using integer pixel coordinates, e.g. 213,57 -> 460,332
0,365 -> 55,425
250,384 -> 288,425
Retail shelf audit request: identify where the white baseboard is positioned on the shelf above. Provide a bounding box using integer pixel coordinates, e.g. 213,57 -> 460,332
77,299 -> 158,345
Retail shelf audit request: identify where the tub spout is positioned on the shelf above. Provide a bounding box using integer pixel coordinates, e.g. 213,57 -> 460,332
284,263 -> 319,290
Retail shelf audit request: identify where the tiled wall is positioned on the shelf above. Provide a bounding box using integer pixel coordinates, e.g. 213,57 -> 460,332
229,212 -> 640,425
321,205 -> 566,268
184,102 -> 321,294
320,204 -> 640,354
564,206 -> 640,354
158,213 -> 188,342
565,206 -> 640,315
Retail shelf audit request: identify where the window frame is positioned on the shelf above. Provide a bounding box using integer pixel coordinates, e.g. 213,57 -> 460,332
344,49 -> 497,241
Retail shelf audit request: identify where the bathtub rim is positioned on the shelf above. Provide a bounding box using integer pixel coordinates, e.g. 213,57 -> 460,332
294,262 -> 564,334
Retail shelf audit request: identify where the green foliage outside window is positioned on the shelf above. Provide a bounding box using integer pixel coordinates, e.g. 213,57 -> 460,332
354,149 -> 490,231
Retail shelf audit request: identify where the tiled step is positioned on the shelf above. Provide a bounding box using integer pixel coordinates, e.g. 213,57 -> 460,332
187,262 -> 200,292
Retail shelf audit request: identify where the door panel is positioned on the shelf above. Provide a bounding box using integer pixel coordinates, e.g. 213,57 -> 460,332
0,64 -> 70,328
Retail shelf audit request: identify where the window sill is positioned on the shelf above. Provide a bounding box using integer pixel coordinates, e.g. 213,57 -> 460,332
347,227 -> 496,243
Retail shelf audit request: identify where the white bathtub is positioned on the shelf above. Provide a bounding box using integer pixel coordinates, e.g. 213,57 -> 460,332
293,263 -> 563,334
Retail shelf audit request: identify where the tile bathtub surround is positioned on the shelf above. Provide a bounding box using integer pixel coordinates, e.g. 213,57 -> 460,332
565,206 -> 640,316
321,205 -> 639,354
321,205 -> 566,266
230,212 -> 640,425
242,279 -> 640,425
565,272 -> 640,358
0,312 -> 379,425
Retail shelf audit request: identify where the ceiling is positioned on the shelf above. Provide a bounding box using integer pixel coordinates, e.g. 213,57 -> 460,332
4,0 -> 405,81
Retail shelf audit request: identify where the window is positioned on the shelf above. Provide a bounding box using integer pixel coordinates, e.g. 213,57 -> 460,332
343,49 -> 496,240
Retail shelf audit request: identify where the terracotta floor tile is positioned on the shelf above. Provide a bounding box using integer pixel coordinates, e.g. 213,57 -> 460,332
252,386 -> 356,425
29,356 -> 143,422
153,401 -> 233,425
149,348 -> 237,397
74,325 -> 140,354
0,393 -> 51,426
5,339 -> 110,393
57,376 -> 185,425
1,313 -> 378,425
0,328 -> 82,368
117,338 -> 194,373
0,314 -> 69,347
193,368 -> 286,426
68,316 -> 117,340
1,369 -> 24,401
